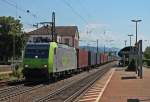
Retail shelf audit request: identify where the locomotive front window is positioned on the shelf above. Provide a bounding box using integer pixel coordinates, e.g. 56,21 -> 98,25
24,44 -> 49,58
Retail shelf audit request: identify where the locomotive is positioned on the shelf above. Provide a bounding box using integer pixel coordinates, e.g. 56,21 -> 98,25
23,42 -> 114,80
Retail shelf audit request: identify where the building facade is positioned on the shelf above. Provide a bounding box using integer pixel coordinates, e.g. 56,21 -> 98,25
26,26 -> 79,48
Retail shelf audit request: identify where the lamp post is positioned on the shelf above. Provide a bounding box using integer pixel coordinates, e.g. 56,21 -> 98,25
128,34 -> 133,47
128,34 -> 133,63
131,19 -> 142,44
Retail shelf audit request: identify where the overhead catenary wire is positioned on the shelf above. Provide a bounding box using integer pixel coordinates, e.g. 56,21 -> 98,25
77,0 -> 93,20
62,0 -> 88,24
0,0 -> 46,21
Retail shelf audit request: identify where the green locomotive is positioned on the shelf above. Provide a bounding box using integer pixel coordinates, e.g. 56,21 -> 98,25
23,42 -> 77,80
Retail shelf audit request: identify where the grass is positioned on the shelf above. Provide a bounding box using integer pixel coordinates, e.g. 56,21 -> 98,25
0,74 -> 10,80
0,64 -> 23,81
12,64 -> 23,79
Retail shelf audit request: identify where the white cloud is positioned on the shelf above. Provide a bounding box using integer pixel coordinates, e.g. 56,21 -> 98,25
79,22 -> 148,50
85,23 -> 110,29
79,23 -> 115,47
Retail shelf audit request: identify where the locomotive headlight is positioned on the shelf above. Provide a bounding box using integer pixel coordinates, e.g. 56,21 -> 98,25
44,65 -> 47,68
25,65 -> 29,68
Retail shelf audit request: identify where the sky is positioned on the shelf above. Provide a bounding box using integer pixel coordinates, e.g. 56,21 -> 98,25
0,0 -> 150,50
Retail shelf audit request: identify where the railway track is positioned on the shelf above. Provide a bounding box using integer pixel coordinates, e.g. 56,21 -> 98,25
35,66 -> 111,102
0,62 -> 116,102
0,81 -> 44,102
0,79 -> 25,88
0,80 -> 8,88
0,79 -> 26,94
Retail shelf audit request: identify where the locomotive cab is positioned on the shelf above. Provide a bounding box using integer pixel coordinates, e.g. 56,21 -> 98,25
23,42 -> 57,80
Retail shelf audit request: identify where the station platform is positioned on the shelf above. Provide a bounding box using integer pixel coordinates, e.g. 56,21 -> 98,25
100,67 -> 150,102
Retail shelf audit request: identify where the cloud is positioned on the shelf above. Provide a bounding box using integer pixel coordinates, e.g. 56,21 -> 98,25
79,22 -> 148,50
85,23 -> 110,29
79,23 -> 114,47
79,22 -> 135,49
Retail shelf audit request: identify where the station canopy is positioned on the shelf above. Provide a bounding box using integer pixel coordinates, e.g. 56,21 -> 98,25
118,46 -> 138,57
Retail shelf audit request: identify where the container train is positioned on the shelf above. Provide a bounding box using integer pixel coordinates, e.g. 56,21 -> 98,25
23,42 -> 114,80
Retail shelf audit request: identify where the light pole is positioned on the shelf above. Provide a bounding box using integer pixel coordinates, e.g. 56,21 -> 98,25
128,34 -> 133,63
131,19 -> 142,44
128,34 -> 133,47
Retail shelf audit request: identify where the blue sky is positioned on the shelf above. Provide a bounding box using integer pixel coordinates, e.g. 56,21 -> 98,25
0,0 -> 150,49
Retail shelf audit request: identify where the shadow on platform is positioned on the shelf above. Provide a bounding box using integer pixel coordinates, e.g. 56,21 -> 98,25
127,99 -> 139,102
127,98 -> 150,102
121,76 -> 137,80
140,99 -> 150,101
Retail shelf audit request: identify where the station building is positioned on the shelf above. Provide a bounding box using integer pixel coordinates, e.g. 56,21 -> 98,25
25,26 -> 79,48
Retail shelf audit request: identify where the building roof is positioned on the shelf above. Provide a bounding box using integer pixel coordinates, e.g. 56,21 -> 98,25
27,26 -> 78,37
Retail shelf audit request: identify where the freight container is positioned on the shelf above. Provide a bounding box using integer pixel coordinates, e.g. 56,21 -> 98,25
103,53 -> 108,63
100,53 -> 104,64
77,49 -> 88,69
88,51 -> 97,67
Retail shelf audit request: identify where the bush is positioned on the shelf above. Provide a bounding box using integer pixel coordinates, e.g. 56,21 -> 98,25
144,59 -> 150,66
12,64 -> 23,79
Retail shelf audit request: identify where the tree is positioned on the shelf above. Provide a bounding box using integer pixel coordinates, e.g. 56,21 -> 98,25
144,46 -> 150,59
0,16 -> 24,64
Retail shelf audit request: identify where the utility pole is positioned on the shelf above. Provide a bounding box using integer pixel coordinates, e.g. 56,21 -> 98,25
104,30 -> 106,54
97,39 -> 98,53
52,12 -> 56,42
124,40 -> 127,47
33,12 -> 56,42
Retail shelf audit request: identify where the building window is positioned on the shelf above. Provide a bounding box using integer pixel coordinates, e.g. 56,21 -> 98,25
64,38 -> 69,46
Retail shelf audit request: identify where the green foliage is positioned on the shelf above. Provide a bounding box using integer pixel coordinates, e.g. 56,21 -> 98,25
144,46 -> 150,59
0,74 -> 10,80
0,16 -> 22,35
12,65 -> 23,79
0,16 -> 24,63
143,59 -> 150,66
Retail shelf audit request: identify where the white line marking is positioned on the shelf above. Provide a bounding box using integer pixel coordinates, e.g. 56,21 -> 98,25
83,94 -> 98,97
85,92 -> 100,95
95,68 -> 115,102
79,98 -> 96,102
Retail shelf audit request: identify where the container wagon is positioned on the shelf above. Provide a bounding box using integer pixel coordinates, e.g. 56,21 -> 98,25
76,49 -> 89,71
